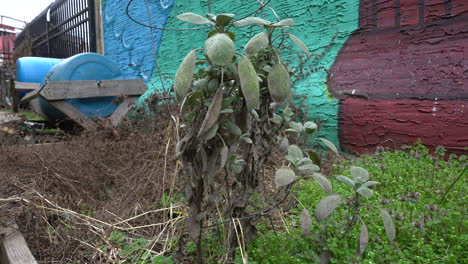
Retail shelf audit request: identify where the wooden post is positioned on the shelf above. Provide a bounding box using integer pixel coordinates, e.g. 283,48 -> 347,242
49,101 -> 98,130
0,222 -> 37,264
109,96 -> 137,127
9,78 -> 18,113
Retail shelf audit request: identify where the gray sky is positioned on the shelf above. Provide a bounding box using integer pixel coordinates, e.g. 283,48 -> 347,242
0,0 -> 54,26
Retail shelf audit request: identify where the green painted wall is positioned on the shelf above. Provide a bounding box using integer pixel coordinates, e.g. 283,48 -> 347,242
104,0 -> 360,148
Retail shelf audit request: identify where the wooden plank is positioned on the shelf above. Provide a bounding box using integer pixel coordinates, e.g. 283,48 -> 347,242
0,222 -> 37,264
40,79 -> 147,100
109,96 -> 137,127
19,89 -> 42,104
14,82 -> 40,92
49,101 -> 98,130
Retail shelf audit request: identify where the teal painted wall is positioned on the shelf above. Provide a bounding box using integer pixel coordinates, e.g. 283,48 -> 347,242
102,0 -> 359,148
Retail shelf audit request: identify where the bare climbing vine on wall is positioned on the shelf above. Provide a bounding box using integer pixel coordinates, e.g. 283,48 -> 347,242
173,11 -> 311,263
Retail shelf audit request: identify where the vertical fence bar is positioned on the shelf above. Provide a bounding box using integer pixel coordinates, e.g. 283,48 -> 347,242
88,0 -> 96,52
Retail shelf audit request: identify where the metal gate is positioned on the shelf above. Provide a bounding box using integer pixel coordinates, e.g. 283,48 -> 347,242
15,0 -> 96,59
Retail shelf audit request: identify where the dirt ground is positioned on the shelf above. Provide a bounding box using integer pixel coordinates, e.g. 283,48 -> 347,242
0,113 -> 181,263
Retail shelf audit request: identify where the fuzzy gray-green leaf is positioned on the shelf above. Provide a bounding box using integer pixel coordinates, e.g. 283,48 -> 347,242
301,209 -> 312,238
232,17 -> 271,28
244,32 -> 269,56
318,138 -> 339,156
238,57 -> 260,111
312,173 -> 332,194
288,145 -> 303,161
361,181 -> 379,188
351,166 -> 369,182
175,50 -> 196,102
275,167 -> 296,187
272,18 -> 294,27
336,175 -> 355,187
358,223 -> 369,255
381,209 -> 396,242
224,120 -> 242,136
356,187 -> 374,198
215,13 -> 235,27
205,33 -> 235,66
177,12 -> 214,25
267,63 -> 291,102
288,33 -> 310,58
315,194 -> 341,222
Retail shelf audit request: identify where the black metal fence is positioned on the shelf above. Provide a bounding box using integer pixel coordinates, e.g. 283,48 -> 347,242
15,0 -> 96,59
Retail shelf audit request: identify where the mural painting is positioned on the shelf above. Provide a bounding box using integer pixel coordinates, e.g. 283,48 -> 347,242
102,0 -> 467,153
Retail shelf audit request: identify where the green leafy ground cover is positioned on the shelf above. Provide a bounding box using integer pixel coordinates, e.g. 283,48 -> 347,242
249,144 -> 467,264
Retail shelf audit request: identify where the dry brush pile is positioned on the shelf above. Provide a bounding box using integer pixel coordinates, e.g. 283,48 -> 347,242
0,114 -> 184,263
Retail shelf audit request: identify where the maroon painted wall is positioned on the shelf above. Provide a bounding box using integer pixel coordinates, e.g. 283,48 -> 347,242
330,0 -> 468,153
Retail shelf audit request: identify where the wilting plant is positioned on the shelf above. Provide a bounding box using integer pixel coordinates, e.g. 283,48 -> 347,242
174,11 -> 311,263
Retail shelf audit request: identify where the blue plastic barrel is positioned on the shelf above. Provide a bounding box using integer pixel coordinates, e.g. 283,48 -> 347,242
15,57 -> 63,97
38,53 -> 123,123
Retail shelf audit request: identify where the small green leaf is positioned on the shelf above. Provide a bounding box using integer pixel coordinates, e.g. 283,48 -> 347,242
289,121 -> 303,133
285,128 -> 299,134
241,136 -> 253,144
301,209 -> 312,238
220,108 -> 234,114
318,138 -> 339,156
312,173 -> 332,194
215,13 -> 235,27
244,32 -> 269,56
232,17 -> 271,28
238,57 -> 260,111
283,107 -> 294,117
177,12 -> 214,25
288,145 -> 303,160
288,33 -> 310,58
224,120 -> 242,136
361,181 -> 379,188
205,33 -> 235,66
358,223 -> 369,255
304,121 -> 317,134
220,145 -> 229,168
175,50 -> 196,102
298,157 -> 312,165
308,151 -> 321,167
232,164 -> 243,174
275,167 -> 297,187
336,175 -> 355,187
315,194 -> 341,222
279,137 -> 289,153
204,122 -> 219,141
298,164 -> 320,172
351,166 -> 369,182
381,209 -> 396,243
267,63 -> 291,102
271,114 -> 283,125
272,18 -> 294,27
356,187 -> 374,198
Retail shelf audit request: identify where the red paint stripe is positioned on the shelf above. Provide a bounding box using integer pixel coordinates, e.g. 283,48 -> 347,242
340,98 -> 468,154
451,0 -> 468,17
425,0 -> 447,22
400,0 -> 419,26
377,0 -> 396,28
329,21 -> 468,98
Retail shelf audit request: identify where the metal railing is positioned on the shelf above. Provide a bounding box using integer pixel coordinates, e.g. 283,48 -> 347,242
15,0 -> 96,59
